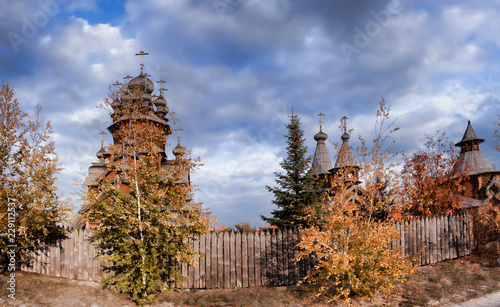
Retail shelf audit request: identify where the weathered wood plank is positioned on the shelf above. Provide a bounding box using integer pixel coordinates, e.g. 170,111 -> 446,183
199,235 -> 206,289
431,216 -> 437,264
205,233 -> 212,289
415,218 -> 421,266
217,232 -> 223,288
242,231 -> 248,288
254,231 -> 261,287
444,215 -> 450,262
223,231 -> 230,288
261,230 -> 268,286
248,231 -> 255,287
230,231 -> 236,288
211,232 -> 218,288
277,229 -> 283,286
236,231 -> 242,288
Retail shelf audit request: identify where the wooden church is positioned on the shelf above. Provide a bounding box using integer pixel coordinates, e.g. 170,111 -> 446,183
455,121 -> 500,202
72,51 -> 193,230
310,116 -> 500,214
311,114 -> 361,208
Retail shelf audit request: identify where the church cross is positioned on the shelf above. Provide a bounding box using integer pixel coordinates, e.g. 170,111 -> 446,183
317,112 -> 325,130
341,116 -> 348,133
143,73 -> 151,88
174,127 -> 184,143
135,50 -> 149,74
98,131 -> 107,147
112,81 -> 121,98
159,87 -> 168,97
157,80 -> 167,96
123,74 -> 133,85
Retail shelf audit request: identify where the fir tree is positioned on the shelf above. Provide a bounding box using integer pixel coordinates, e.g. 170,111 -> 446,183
261,113 -> 324,228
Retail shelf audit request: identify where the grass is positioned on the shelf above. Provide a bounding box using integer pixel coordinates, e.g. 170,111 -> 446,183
0,243 -> 499,306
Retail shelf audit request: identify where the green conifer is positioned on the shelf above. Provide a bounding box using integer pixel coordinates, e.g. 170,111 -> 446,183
262,113 -> 324,228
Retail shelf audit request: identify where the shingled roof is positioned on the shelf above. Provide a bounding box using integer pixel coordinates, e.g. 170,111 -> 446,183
333,132 -> 358,170
455,120 -> 484,147
455,121 -> 500,176
312,129 -> 333,175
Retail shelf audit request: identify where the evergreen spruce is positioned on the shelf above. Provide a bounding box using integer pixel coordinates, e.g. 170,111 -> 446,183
261,113 -> 324,228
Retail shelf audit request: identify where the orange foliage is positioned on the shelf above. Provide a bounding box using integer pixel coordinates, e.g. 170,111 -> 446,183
399,132 -> 467,217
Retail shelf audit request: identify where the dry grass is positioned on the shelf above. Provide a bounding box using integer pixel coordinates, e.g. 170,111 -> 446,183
1,244 -> 499,306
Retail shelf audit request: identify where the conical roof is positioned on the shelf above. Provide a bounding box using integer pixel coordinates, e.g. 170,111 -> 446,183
455,121 -> 499,176
333,131 -> 358,169
312,129 -> 333,175
455,120 -> 484,147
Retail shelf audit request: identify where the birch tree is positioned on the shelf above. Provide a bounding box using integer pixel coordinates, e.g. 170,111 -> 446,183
0,83 -> 69,270
86,87 -> 210,305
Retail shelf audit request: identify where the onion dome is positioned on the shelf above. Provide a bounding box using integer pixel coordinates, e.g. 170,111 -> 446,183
341,132 -> 350,141
173,142 -> 186,159
120,92 -> 132,105
96,146 -> 106,160
314,130 -> 328,143
111,97 -> 121,110
128,73 -> 154,94
154,95 -> 169,115
155,95 -> 167,107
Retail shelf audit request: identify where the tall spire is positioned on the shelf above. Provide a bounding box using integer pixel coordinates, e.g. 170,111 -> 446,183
334,116 -> 357,169
312,112 -> 333,175
455,121 -> 499,175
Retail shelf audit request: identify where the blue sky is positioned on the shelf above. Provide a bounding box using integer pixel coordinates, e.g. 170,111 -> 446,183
2,0 -> 500,227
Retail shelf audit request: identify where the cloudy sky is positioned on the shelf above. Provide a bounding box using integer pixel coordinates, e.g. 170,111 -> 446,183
2,0 -> 500,227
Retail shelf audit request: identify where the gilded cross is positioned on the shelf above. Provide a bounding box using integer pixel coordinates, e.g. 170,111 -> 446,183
341,116 -> 348,133
98,131 -> 107,147
174,127 -> 184,143
317,112 -> 325,130
135,50 -> 149,74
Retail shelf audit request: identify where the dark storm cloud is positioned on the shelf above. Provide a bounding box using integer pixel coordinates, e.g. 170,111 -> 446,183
2,0 -> 500,226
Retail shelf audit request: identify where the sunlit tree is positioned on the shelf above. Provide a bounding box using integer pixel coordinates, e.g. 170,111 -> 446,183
85,85 -> 210,305
399,132 -> 467,217
262,113 -> 325,228
0,83 -> 69,270
296,100 -> 414,301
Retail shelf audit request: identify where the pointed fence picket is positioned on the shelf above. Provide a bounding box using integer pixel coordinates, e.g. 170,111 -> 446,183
22,212 -> 471,288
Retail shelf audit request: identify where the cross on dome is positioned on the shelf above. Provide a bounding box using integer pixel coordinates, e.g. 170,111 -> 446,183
98,131 -> 107,147
123,74 -> 133,85
157,80 -> 167,96
112,81 -> 121,98
174,127 -> 184,144
317,112 -> 325,130
135,50 -> 149,74
341,116 -> 348,134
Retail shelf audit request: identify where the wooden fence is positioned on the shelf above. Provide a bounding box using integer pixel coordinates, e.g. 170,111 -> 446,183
22,212 -> 471,288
